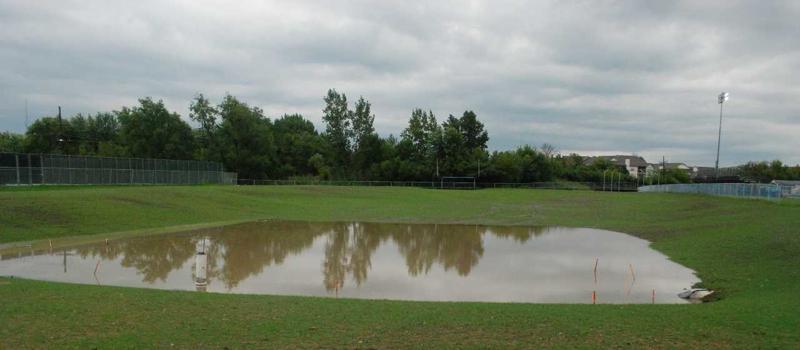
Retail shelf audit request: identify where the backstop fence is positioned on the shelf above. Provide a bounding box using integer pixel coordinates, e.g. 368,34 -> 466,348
638,183 -> 799,200
0,153 -> 237,186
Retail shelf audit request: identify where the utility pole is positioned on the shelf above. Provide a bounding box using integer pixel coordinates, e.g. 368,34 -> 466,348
715,92 -> 729,180
25,99 -> 29,128
57,106 -> 65,153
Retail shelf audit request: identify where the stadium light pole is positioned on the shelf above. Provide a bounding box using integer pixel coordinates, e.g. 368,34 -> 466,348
714,92 -> 729,180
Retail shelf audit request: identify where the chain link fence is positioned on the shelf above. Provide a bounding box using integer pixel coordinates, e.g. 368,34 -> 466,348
1,153 -> 237,186
237,179 -> 640,191
638,183 -> 799,200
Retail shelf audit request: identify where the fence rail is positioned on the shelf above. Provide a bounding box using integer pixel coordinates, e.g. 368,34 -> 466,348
638,183 -> 799,200
237,179 -> 640,191
1,153 -> 237,186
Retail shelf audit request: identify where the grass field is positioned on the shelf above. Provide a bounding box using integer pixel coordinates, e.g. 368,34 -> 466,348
1,185 -> 799,348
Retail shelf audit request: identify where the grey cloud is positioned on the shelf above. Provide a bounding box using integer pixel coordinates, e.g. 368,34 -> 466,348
1,0 -> 798,166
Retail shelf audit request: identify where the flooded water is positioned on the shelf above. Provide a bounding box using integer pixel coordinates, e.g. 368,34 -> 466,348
0,221 -> 699,303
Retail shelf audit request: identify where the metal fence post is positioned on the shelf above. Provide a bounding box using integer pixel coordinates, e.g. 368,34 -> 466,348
65,155 -> 70,184
40,154 -> 45,184
27,154 -> 32,185
14,153 -> 20,185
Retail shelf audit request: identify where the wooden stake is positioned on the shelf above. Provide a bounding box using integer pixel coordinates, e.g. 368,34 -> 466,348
592,290 -> 597,304
625,263 -> 636,297
629,263 -> 636,282
652,289 -> 656,304
593,258 -> 599,285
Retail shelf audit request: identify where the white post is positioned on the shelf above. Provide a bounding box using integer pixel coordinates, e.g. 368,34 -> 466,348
602,170 -> 606,191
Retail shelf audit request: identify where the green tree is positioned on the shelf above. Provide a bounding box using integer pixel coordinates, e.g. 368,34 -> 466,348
437,111 -> 490,176
401,109 -> 439,162
322,89 -> 351,171
24,117 -> 73,154
352,133 -> 386,179
189,93 -> 220,161
349,96 -> 375,151
458,110 -> 489,150
349,97 -> 382,177
116,98 -> 194,159
273,114 -> 326,177
440,123 -> 466,175
85,112 -> 121,155
308,153 -> 332,179
0,132 -> 25,153
216,95 -> 276,179
484,146 -> 553,183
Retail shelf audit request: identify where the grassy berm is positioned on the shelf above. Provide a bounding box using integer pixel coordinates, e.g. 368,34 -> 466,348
1,185 -> 798,348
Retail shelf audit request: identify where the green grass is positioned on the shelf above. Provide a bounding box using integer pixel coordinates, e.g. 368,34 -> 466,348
1,185 -> 799,348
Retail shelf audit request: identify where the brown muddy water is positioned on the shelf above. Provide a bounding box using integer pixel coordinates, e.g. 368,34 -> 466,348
0,221 -> 700,303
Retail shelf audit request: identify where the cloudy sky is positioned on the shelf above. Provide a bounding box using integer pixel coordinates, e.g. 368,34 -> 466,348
1,1 -> 798,165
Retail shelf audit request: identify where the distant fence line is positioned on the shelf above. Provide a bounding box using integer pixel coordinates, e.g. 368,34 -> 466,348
237,179 -> 640,191
638,183 -> 799,200
0,153 -> 237,186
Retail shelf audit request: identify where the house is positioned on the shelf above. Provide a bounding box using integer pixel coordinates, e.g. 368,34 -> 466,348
583,155 -> 649,177
650,162 -> 692,172
647,162 -> 693,177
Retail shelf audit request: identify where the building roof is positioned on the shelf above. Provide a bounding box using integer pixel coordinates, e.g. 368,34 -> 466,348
649,162 -> 691,170
664,162 -> 690,169
584,155 -> 649,168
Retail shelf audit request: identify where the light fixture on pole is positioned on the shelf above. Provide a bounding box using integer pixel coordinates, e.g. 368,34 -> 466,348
714,92 -> 729,180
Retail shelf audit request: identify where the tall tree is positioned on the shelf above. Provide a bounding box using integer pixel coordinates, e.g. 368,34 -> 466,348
401,109 -> 438,161
349,97 -> 380,177
349,96 -> 375,151
116,98 -> 195,159
440,123 -> 466,175
189,93 -> 220,161
458,110 -> 488,150
322,89 -> 351,170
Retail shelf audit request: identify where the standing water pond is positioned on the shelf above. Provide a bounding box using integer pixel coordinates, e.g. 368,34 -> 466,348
0,221 -> 699,303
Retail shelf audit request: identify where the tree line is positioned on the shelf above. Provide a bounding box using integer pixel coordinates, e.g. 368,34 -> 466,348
1,89 -> 797,183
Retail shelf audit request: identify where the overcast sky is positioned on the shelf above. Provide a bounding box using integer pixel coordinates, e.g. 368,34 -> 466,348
1,1 -> 798,166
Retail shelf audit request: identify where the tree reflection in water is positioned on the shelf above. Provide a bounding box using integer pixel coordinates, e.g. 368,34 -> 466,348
77,234 -> 196,283
322,222 -> 390,293
75,221 -> 550,293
